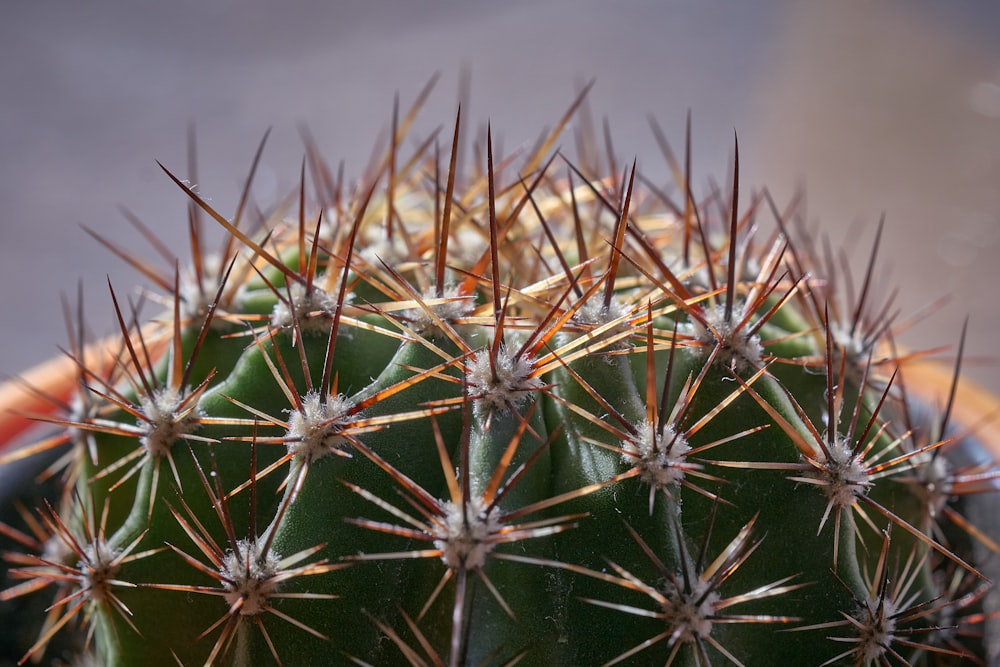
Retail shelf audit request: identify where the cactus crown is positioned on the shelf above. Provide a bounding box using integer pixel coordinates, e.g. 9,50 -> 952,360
1,83 -> 997,667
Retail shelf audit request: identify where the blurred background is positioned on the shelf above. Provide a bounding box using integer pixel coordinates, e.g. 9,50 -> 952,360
1,0 -> 998,401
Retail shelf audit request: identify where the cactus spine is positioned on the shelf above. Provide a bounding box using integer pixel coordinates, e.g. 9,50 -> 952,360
1,86 -> 997,666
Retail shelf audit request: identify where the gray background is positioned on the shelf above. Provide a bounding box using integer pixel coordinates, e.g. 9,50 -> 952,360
2,1 -> 999,401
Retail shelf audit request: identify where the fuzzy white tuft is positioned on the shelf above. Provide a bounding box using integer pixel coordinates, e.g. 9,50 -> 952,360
434,496 -> 501,571
855,597 -> 899,664
221,539 -> 281,616
138,386 -> 203,457
406,285 -> 475,335
622,420 -> 692,492
285,392 -> 355,463
812,436 -> 871,510
573,294 -> 628,328
664,578 -> 721,644
466,346 -> 543,414
79,539 -> 121,603
271,283 -> 351,333
686,302 -> 763,370
177,254 -> 245,324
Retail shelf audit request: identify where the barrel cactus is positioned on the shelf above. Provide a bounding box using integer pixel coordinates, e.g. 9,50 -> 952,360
2,86 -> 998,666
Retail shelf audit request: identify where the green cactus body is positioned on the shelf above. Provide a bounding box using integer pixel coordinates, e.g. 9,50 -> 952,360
2,90 -> 997,667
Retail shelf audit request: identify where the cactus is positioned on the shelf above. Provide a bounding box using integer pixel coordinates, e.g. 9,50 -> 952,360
2,85 -> 998,666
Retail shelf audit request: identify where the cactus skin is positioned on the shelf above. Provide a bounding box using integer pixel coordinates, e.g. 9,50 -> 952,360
2,88 -> 998,667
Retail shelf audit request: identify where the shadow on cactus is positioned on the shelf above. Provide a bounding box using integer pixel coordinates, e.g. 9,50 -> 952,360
2,81 -> 999,666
